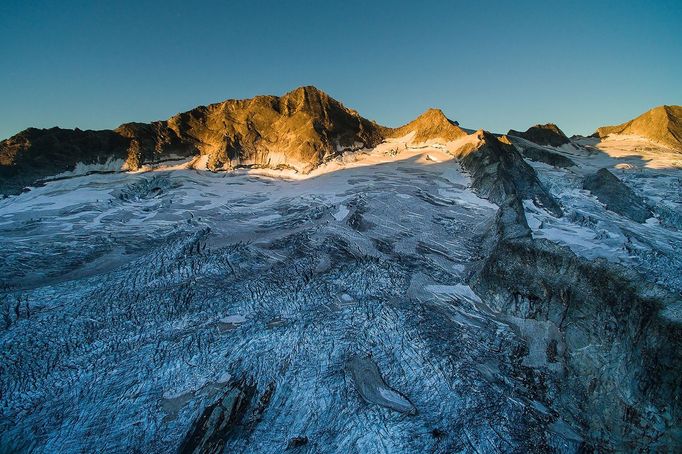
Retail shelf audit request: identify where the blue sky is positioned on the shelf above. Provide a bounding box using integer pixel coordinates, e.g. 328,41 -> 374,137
1,0 -> 681,139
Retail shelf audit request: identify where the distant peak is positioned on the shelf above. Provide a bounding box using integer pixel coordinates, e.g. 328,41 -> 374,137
473,129 -> 499,143
418,108 -> 446,118
654,104 -> 679,113
534,123 -> 563,132
507,123 -> 569,147
277,85 -> 343,117
661,105 -> 682,118
414,108 -> 459,126
388,108 -> 465,144
595,104 -> 682,150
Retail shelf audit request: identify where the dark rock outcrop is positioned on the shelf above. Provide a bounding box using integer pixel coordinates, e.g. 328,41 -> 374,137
179,380 -> 257,454
286,436 -> 309,450
519,145 -> 576,168
455,130 -> 563,217
583,168 -> 653,222
114,121 -> 197,169
595,105 -> 682,150
508,123 -> 570,147
179,379 -> 277,454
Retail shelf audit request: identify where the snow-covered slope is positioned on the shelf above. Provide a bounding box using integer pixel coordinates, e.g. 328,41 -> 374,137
519,134 -> 682,293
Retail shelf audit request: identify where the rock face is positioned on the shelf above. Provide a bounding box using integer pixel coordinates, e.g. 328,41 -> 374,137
388,108 -> 467,144
469,200 -> 682,450
583,168 -> 653,222
508,123 -> 570,147
454,130 -> 563,217
180,379 -> 276,454
121,85 -> 385,171
0,86 -> 385,195
595,105 -> 682,150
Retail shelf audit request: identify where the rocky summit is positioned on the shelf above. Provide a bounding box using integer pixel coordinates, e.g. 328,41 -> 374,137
1,88 -> 682,453
508,123 -> 571,147
388,108 -> 467,143
595,105 -> 682,150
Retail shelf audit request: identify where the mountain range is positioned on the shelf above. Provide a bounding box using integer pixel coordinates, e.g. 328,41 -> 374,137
2,86 -> 680,196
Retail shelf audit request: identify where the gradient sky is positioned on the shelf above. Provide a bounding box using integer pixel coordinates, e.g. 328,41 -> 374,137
1,0 -> 681,140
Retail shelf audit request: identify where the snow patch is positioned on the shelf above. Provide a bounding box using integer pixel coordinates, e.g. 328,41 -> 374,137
220,315 -> 246,324
425,284 -> 482,303
378,387 -> 411,407
52,158 -> 126,179
333,204 -> 350,221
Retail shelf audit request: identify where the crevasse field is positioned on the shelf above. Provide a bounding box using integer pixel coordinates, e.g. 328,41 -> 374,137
1,134 -> 681,452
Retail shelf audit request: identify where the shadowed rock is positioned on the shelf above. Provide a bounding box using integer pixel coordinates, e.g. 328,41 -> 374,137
179,378 -> 276,454
0,127 -> 130,195
179,380 -> 257,454
583,168 -> 652,222
518,145 -> 575,168
286,436 -> 309,450
469,198 -> 682,450
454,130 -> 563,217
346,354 -> 417,415
508,123 -> 570,147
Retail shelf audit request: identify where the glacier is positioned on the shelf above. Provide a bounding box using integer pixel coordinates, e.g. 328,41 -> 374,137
1,135 -> 681,452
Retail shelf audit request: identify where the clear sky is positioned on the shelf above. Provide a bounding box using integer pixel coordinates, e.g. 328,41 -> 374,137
1,0 -> 681,140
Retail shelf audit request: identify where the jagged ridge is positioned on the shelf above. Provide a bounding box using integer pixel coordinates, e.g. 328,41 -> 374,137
454,130 -> 563,217
117,86 -> 385,171
0,86 -> 385,195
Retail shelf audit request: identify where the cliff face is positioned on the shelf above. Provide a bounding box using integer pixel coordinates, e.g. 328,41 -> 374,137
456,130 -> 681,450
0,86 -> 385,195
469,200 -> 682,450
595,105 -> 682,150
505,135 -> 576,168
